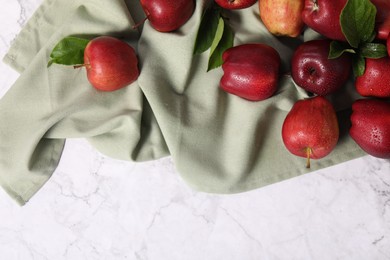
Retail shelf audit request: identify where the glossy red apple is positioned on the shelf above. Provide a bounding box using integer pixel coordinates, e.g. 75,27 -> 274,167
350,99 -> 390,158
282,96 -> 339,168
387,34 -> 390,56
259,0 -> 305,37
371,0 -> 390,40
301,0 -> 348,42
82,36 -> 139,91
291,39 -> 352,96
355,57 -> 390,98
139,0 -> 195,32
215,0 -> 257,9
220,44 -> 281,101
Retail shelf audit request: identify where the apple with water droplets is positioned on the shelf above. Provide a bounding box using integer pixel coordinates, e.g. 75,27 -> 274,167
350,99 -> 390,158
282,96 -> 339,168
220,43 -> 281,101
355,57 -> 390,98
301,0 -> 348,42
291,39 -> 352,96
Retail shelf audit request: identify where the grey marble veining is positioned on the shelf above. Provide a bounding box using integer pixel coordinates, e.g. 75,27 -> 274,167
0,1 -> 389,259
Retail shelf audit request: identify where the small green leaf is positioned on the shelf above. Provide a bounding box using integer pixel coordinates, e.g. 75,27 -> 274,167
193,6 -> 221,55
329,41 -> 356,59
360,43 -> 388,58
352,55 -> 366,77
340,0 -> 377,48
48,36 -> 90,67
207,18 -> 234,71
209,17 -> 225,57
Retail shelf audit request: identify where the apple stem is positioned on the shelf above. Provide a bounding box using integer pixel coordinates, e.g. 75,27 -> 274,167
311,0 -> 319,12
306,147 -> 312,169
73,64 -> 90,69
132,16 -> 149,30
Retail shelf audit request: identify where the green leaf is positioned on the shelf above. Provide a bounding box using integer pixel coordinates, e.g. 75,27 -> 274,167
340,0 -> 377,48
359,43 -> 388,58
48,36 -> 90,67
209,17 -> 225,57
207,18 -> 234,71
193,6 -> 221,55
352,54 -> 366,77
329,41 -> 356,59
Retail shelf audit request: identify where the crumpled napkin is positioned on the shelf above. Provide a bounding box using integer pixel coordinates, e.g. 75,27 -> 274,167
0,0 -> 364,205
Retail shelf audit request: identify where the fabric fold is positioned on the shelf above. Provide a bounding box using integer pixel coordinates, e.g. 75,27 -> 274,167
1,0 -> 365,205
1,0 -> 168,205
136,1 -> 365,193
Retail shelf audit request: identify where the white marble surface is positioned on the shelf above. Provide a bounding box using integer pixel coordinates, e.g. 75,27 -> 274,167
0,1 -> 390,259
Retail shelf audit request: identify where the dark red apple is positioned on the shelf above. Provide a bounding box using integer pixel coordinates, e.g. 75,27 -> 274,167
291,39 -> 352,96
387,34 -> 390,56
371,0 -> 390,40
82,36 -> 139,91
350,99 -> 390,158
139,0 -> 195,32
355,57 -> 390,98
215,0 -> 257,9
220,43 -> 281,101
301,0 -> 348,42
282,96 -> 339,168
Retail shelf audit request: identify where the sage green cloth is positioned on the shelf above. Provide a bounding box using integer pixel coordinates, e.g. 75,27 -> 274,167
0,0 -> 364,205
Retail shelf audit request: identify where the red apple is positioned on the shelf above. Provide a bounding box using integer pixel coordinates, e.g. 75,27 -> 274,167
220,44 -> 281,101
387,34 -> 390,56
301,0 -> 348,42
355,57 -> 390,98
291,39 -> 352,96
215,0 -> 257,9
82,36 -> 139,91
282,96 -> 339,168
350,99 -> 390,158
139,0 -> 195,32
259,0 -> 305,37
371,0 -> 390,40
